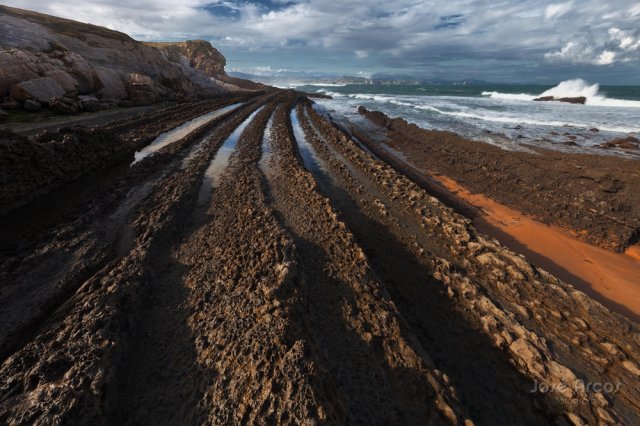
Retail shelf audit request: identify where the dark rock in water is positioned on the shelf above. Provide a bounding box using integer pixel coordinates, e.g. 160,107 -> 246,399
557,96 -> 586,104
533,96 -> 586,105
562,141 -> 578,146
49,96 -> 80,114
308,92 -> 332,99
600,136 -> 640,150
590,128 -> 600,132
23,99 -> 41,112
0,108 -> 7,120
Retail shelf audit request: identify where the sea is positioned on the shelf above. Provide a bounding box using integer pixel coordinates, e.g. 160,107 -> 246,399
293,79 -> 640,156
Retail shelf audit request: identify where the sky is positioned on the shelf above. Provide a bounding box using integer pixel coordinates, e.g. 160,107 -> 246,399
5,0 -> 640,84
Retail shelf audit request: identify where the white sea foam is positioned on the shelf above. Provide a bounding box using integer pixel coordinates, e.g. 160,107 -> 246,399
481,91 -> 535,101
348,93 -> 393,102
319,90 -> 345,98
482,79 -> 640,108
415,104 -> 637,133
307,83 -> 348,87
538,79 -> 600,99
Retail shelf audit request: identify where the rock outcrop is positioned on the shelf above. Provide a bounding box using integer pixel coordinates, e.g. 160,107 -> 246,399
0,5 -> 245,114
149,40 -> 266,91
600,136 -> 640,150
148,40 -> 227,78
10,76 -> 66,102
533,96 -> 587,104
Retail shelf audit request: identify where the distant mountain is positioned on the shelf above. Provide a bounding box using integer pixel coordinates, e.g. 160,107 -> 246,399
229,69 -> 492,87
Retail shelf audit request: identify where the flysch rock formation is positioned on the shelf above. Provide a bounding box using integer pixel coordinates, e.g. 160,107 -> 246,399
0,5 -> 258,115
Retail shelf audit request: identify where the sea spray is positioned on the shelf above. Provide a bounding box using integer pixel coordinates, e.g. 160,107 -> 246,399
483,79 -> 640,108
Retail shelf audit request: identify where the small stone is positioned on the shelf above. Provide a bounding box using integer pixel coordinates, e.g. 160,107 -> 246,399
566,413 -> 585,426
621,360 -> 640,375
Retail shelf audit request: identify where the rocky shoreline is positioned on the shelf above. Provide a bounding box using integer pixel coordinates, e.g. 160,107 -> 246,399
0,87 -> 638,424
1,5 -> 640,425
355,106 -> 640,253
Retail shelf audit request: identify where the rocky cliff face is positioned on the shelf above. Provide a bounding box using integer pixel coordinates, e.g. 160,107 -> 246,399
148,40 -> 227,78
0,5 -> 238,115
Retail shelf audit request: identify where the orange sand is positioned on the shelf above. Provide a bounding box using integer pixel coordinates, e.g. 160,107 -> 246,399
626,245 -> 640,262
434,174 -> 640,321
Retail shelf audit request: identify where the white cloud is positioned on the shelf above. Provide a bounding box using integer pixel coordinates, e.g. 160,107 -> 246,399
608,28 -> 640,51
545,1 -> 573,20
596,50 -> 616,65
545,26 -> 640,65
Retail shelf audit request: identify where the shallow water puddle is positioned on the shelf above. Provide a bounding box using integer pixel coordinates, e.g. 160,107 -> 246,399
197,107 -> 264,206
258,112 -> 275,177
304,107 -> 432,248
291,108 -> 331,178
131,102 -> 243,165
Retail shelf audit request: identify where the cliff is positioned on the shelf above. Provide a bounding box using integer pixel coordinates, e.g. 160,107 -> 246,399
0,5 -> 248,115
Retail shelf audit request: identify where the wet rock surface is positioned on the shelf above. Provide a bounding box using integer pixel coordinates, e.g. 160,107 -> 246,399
357,107 -> 640,252
600,136 -> 640,150
0,93 -> 260,214
0,89 -> 638,425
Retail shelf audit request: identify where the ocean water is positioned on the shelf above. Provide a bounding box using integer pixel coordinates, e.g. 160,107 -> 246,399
301,79 -> 640,156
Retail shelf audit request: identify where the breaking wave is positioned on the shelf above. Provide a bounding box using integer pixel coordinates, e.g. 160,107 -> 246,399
415,105 -> 637,133
480,92 -> 536,101
482,79 -> 640,108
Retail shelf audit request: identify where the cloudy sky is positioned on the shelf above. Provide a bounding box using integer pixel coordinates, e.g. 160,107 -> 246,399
6,0 -> 640,83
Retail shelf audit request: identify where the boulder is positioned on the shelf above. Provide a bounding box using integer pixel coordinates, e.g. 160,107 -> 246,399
49,96 -> 80,114
23,99 -> 42,112
0,50 -> 40,97
93,67 -> 127,100
10,77 -> 65,103
78,95 -> 101,112
44,69 -> 79,96
533,96 -> 554,102
62,53 -> 95,93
